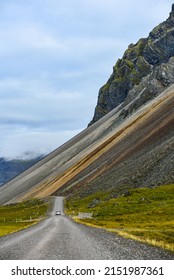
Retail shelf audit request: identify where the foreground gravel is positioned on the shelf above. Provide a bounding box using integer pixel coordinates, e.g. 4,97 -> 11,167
0,198 -> 173,260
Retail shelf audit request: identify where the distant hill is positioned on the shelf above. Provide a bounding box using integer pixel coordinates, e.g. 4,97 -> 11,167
0,157 -> 43,186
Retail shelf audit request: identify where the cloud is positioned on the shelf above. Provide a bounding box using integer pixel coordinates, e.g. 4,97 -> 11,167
0,25 -> 62,56
0,77 -> 93,130
0,124 -> 81,160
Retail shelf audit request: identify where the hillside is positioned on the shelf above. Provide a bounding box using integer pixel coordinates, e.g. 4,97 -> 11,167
0,84 -> 173,205
57,86 -> 174,199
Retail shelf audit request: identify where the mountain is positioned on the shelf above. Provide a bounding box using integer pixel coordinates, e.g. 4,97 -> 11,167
0,83 -> 173,204
89,4 -> 174,125
0,6 -> 173,205
0,157 -> 43,186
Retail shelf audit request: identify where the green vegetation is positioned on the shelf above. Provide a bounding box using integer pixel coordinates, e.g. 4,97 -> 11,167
102,83 -> 110,92
112,38 -> 150,88
0,199 -> 48,237
124,38 -> 147,57
125,59 -> 134,69
65,184 -> 174,252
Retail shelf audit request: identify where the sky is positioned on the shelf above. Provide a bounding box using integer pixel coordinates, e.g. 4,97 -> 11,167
0,0 -> 173,159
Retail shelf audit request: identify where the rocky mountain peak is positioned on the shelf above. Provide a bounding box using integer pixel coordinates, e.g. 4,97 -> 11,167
169,3 -> 174,20
89,5 -> 174,126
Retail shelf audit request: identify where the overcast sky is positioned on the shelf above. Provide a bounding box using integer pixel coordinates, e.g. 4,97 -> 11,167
0,0 -> 173,159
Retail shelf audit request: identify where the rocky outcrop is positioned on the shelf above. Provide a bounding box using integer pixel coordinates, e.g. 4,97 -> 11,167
114,57 -> 174,125
89,5 -> 174,125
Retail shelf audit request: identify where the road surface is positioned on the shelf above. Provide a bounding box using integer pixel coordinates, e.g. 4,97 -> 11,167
0,197 -> 173,260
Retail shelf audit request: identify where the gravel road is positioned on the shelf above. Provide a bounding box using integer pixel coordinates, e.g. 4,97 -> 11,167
0,197 -> 173,260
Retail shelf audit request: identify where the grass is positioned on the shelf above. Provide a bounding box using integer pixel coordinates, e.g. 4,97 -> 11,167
65,184 -> 174,252
0,199 -> 48,237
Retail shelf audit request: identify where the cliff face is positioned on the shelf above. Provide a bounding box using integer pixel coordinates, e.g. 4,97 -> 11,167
89,6 -> 174,125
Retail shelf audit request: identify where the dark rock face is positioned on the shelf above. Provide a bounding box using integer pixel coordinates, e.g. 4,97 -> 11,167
116,57 -> 174,125
89,5 -> 174,125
